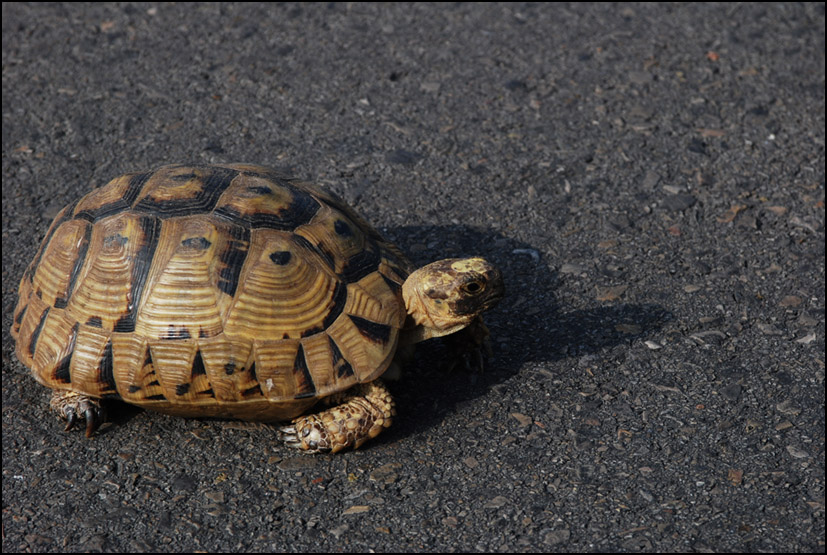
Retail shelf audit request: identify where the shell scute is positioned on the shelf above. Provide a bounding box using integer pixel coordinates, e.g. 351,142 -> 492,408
134,215 -> 225,341
62,213 -> 151,333
213,171 -> 321,231
131,165 -> 237,217
74,171 -> 152,222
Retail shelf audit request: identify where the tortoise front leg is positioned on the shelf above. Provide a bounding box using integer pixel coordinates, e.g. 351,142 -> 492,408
49,390 -> 106,437
442,316 -> 492,373
279,380 -> 395,453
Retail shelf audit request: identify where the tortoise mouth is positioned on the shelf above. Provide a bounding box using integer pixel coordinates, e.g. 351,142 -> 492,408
480,269 -> 505,308
480,287 -> 505,312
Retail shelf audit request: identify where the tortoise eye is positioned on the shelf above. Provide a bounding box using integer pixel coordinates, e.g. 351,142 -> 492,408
462,281 -> 483,295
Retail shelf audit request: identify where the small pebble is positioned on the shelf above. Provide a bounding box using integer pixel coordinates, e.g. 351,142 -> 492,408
512,248 -> 540,262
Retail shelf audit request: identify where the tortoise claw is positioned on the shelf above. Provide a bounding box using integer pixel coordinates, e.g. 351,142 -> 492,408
49,391 -> 105,437
277,425 -> 298,444
278,424 -> 320,453
84,406 -> 104,438
63,410 -> 77,432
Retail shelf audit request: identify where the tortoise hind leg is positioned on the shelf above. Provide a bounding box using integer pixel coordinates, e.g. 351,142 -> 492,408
279,380 -> 395,453
49,390 -> 106,438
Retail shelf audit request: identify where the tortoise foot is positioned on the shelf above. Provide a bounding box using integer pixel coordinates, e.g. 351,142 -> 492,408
49,390 -> 106,437
279,381 -> 395,453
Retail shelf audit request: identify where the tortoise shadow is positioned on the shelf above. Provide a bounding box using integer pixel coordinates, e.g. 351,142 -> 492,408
381,224 -> 672,443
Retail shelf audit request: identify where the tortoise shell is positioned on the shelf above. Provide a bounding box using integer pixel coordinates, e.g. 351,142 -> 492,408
12,164 -> 412,421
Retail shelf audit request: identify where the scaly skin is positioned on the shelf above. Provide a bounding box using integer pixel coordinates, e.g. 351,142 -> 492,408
279,381 -> 395,453
49,390 -> 106,438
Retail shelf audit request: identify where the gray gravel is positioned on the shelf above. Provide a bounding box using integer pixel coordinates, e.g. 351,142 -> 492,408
2,3 -> 824,552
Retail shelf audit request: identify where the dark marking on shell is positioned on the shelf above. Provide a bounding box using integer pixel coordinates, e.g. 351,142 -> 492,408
322,281 -> 348,329
216,224 -> 250,297
349,315 -> 391,344
381,254 -> 411,281
329,336 -> 354,379
86,316 -> 103,328
334,219 -> 353,237
269,251 -> 292,265
316,243 -> 337,271
293,344 -> 316,399
176,383 -> 191,396
147,394 -> 167,401
191,350 -> 207,377
292,235 -> 334,270
300,326 -> 324,338
247,185 -> 272,195
339,240 -> 381,283
163,324 -> 191,340
28,307 -> 51,357
103,234 -> 128,248
124,171 -> 155,203
53,322 -> 79,384
380,272 -> 403,292
14,304 -> 27,326
242,384 -> 262,398
98,339 -> 117,393
248,361 -> 257,379
113,315 -> 132,333
181,237 -> 212,250
224,362 -> 236,375
128,385 -> 141,393
114,215 -> 162,333
54,222 -> 92,309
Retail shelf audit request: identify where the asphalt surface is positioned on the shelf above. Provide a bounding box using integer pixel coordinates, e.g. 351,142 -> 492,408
2,3 -> 824,552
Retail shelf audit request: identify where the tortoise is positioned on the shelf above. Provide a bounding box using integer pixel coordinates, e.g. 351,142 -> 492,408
11,164 -> 504,452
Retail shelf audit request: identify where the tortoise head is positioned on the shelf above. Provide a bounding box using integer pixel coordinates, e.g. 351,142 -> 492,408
402,257 -> 504,342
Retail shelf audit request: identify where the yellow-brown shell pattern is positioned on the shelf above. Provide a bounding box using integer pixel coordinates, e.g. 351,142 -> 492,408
11,164 -> 412,421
